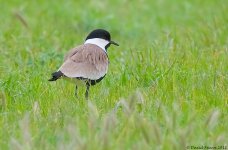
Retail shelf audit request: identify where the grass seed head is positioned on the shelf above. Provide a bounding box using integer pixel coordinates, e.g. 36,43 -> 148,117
205,109 -> 220,130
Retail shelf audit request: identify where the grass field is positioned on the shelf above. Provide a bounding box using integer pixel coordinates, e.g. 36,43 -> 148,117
0,0 -> 228,149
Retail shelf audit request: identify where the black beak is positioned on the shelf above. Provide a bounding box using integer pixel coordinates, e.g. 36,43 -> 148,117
110,40 -> 119,46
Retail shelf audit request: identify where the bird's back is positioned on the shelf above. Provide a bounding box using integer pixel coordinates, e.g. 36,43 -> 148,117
59,44 -> 109,80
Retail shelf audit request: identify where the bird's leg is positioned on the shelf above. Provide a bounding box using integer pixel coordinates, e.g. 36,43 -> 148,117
75,85 -> 78,98
85,83 -> 90,100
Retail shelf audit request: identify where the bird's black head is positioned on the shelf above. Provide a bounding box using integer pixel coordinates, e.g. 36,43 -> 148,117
86,29 -> 111,41
85,29 -> 119,49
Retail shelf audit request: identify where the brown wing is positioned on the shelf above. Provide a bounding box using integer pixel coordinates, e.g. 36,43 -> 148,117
59,44 -> 109,80
63,46 -> 80,61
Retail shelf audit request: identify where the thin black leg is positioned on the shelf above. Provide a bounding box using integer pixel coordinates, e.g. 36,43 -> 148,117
85,83 -> 90,100
75,85 -> 78,97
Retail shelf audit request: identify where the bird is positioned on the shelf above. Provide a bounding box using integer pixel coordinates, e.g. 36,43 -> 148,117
48,29 -> 119,99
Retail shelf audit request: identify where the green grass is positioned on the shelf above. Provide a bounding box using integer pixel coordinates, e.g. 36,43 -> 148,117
0,0 -> 228,149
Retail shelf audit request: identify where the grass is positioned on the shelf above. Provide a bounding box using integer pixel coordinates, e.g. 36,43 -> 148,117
0,0 -> 228,149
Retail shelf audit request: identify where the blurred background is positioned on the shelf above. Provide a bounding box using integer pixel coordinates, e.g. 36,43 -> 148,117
1,0 -> 227,45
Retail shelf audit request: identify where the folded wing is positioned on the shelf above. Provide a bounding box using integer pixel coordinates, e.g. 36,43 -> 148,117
59,44 -> 109,80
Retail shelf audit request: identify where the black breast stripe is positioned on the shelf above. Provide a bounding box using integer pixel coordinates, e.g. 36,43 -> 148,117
76,74 -> 106,86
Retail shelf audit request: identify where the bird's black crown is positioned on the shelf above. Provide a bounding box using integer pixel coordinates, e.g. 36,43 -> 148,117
85,29 -> 111,41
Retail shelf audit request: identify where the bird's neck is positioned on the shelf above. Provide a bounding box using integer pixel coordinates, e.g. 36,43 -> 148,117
84,38 -> 109,52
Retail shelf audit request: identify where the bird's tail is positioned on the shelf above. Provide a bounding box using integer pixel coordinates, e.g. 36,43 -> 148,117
48,71 -> 63,81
